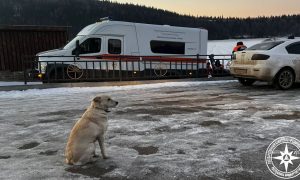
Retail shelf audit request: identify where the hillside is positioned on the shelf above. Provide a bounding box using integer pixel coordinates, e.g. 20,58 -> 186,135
0,0 -> 299,39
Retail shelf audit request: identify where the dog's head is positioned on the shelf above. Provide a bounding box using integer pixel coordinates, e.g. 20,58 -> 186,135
92,95 -> 118,112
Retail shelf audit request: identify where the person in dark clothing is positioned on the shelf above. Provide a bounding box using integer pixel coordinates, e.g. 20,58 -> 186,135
215,60 -> 222,68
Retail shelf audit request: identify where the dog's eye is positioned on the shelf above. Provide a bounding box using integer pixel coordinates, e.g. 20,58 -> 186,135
108,98 -> 111,101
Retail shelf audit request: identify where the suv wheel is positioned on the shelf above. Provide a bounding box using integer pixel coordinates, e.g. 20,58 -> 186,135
238,78 -> 256,86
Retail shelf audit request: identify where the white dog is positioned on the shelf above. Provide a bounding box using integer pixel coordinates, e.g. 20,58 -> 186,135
65,95 -> 118,165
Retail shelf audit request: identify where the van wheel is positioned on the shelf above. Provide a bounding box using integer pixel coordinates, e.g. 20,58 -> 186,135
66,63 -> 83,80
154,62 -> 168,77
274,68 -> 295,90
238,78 -> 256,86
48,68 -> 68,82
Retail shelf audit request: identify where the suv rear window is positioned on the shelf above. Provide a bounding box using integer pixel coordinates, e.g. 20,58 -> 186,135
247,41 -> 284,51
286,42 -> 300,54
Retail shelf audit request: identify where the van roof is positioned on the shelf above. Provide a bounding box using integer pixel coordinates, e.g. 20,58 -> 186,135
78,20 -> 207,36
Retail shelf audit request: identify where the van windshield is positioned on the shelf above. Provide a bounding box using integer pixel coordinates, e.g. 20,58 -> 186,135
63,36 -> 85,50
247,41 -> 284,51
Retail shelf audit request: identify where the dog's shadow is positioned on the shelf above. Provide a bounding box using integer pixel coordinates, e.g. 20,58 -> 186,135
65,159 -> 117,178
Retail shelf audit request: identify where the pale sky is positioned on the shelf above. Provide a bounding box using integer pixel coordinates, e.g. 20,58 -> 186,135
113,0 -> 300,17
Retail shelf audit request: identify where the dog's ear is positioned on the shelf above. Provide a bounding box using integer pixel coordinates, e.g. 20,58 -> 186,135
93,96 -> 101,102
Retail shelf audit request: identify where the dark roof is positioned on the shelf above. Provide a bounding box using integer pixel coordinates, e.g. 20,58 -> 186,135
0,25 -> 71,31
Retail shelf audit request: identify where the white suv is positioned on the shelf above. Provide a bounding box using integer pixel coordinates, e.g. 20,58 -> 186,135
230,38 -> 300,89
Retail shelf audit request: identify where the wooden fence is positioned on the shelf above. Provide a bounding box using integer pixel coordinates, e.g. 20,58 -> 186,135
0,25 -> 69,72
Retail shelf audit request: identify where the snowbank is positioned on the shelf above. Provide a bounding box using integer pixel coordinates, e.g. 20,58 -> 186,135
0,80 -> 236,99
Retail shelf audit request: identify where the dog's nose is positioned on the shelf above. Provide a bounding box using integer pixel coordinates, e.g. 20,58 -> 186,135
116,101 -> 119,105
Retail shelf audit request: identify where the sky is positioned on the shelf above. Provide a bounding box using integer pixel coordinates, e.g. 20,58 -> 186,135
113,0 -> 300,18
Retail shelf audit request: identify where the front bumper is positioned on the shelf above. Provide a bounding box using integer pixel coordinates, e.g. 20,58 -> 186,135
27,70 -> 45,80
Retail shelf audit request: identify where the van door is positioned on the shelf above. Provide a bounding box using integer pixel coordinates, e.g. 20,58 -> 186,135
74,36 -> 103,59
105,36 -> 124,55
71,36 -> 103,71
103,36 -> 124,71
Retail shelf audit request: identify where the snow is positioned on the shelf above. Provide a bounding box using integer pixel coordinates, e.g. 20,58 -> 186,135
0,80 -> 235,99
208,38 -> 264,55
1,80 -> 300,179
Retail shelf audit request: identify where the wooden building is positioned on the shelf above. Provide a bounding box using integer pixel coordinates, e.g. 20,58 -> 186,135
0,25 -> 69,72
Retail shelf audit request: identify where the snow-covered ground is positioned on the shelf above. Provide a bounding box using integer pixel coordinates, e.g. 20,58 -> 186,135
0,80 -> 299,179
207,38 -> 264,54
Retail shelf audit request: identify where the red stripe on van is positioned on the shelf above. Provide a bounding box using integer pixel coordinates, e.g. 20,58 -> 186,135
79,54 -> 207,63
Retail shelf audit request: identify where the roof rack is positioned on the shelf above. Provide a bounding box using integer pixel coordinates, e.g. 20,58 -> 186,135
288,35 -> 295,39
99,17 -> 112,22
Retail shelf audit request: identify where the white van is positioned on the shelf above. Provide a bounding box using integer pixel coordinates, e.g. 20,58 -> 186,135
37,19 -> 208,79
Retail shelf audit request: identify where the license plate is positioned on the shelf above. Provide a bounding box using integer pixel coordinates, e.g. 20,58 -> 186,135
235,69 -> 247,74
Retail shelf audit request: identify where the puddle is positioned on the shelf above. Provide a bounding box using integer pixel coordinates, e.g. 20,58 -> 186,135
18,142 -> 40,150
200,120 -> 223,127
116,107 -> 199,116
162,91 -> 185,94
66,164 -> 116,178
154,125 -> 191,133
38,118 -> 64,124
38,109 -> 84,117
136,115 -> 160,122
39,150 -> 58,156
203,141 -> 217,146
132,146 -> 159,155
205,103 -> 226,107
226,171 -> 253,180
0,155 -> 11,159
177,149 -> 186,154
14,123 -> 31,127
263,111 -> 300,120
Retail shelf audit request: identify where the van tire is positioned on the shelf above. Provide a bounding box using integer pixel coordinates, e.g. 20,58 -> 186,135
273,68 -> 295,90
238,78 -> 256,86
48,68 -> 68,81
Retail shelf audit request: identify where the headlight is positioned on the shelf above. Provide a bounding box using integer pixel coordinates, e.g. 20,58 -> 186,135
40,62 -> 47,73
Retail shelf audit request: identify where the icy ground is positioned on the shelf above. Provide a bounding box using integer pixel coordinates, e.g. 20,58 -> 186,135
0,81 -> 300,180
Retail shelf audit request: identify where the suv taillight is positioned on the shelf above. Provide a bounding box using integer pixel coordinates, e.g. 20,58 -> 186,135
251,54 -> 270,60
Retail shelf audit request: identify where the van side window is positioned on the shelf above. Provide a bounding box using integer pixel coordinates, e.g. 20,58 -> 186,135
286,43 -> 300,54
150,41 -> 185,54
108,39 -> 121,54
72,38 -> 101,55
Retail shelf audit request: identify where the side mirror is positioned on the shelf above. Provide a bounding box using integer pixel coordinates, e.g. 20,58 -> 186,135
75,40 -> 80,57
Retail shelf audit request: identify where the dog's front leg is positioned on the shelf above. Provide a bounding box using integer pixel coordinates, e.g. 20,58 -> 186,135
92,142 -> 99,158
97,135 -> 108,159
